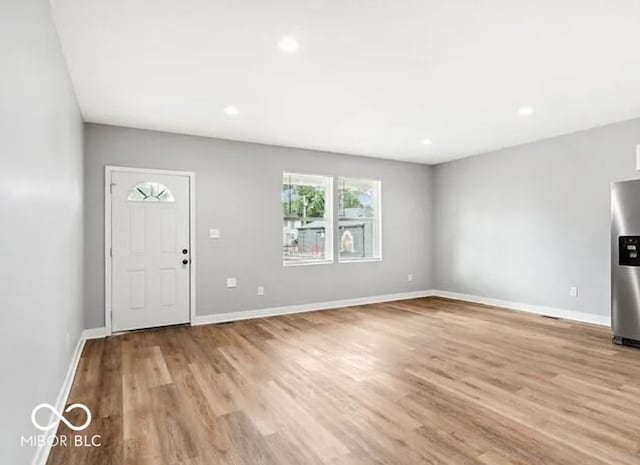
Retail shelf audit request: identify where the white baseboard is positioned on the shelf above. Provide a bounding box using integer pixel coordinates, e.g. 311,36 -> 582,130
430,289 -> 610,326
188,288 -> 610,327
69,290 -> 610,344
83,327 -> 107,339
30,328 -> 102,465
193,290 -> 434,326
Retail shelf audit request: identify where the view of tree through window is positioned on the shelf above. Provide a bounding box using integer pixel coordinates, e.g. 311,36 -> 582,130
283,185 -> 325,218
282,173 -> 333,264
338,177 -> 381,261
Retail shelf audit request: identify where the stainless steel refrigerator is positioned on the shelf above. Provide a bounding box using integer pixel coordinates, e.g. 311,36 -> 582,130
611,179 -> 640,347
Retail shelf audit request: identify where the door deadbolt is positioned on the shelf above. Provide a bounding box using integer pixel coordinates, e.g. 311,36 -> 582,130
182,248 -> 188,254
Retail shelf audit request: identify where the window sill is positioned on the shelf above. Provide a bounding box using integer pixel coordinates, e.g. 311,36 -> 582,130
283,259 -> 334,267
339,257 -> 383,264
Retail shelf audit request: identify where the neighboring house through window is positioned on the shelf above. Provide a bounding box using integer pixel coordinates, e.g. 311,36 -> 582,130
282,172 -> 333,265
338,177 -> 382,261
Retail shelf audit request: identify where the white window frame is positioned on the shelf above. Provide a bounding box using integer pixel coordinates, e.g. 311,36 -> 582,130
337,176 -> 382,263
282,172 -> 334,266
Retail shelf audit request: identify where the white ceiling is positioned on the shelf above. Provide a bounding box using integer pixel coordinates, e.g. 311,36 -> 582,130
51,0 -> 640,164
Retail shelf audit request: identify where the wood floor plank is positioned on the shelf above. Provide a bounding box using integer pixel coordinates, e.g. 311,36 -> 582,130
46,297 -> 640,465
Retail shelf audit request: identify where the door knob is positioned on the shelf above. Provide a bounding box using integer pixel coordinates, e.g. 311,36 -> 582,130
182,259 -> 189,265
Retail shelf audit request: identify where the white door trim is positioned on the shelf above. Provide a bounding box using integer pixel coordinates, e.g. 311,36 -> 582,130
104,166 -> 196,336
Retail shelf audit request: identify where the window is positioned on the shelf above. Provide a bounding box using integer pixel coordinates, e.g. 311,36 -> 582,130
127,182 -> 175,202
282,173 -> 333,265
338,177 -> 382,261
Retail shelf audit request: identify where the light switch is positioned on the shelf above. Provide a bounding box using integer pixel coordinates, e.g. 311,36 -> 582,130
226,277 -> 237,288
209,228 -> 221,239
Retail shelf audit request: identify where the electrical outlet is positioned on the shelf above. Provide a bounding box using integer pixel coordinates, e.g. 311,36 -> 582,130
408,273 -> 413,282
257,286 -> 264,296
570,286 -> 578,297
226,277 -> 237,288
209,228 -> 221,239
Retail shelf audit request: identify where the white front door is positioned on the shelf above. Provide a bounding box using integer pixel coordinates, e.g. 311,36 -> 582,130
110,170 -> 191,332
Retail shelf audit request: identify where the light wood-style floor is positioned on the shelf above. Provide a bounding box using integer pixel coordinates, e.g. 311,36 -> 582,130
47,297 -> 640,465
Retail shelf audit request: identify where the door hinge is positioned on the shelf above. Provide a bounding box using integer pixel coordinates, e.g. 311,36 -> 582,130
110,247 -> 112,257
109,183 -> 115,194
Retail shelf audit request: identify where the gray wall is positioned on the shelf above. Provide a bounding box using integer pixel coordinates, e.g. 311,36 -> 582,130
84,124 -> 433,328
433,118 -> 640,319
0,1 -> 84,463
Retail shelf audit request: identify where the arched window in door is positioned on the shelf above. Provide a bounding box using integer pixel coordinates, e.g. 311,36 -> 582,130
127,182 -> 175,202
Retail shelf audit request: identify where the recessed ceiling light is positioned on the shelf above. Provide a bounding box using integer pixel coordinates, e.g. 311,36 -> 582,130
224,105 -> 239,116
278,36 -> 299,53
518,106 -> 534,116
422,139 -> 433,145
